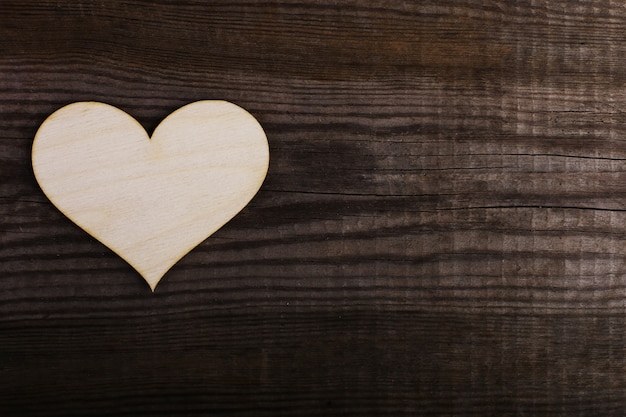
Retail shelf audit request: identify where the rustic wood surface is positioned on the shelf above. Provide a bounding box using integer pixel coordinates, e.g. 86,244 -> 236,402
2,1 -> 626,415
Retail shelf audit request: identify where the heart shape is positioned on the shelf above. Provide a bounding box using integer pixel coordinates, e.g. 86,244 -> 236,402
32,101 -> 269,291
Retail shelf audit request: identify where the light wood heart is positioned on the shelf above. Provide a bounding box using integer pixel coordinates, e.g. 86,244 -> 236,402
32,101 -> 269,291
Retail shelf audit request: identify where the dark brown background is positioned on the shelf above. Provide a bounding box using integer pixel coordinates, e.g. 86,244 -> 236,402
2,1 -> 626,415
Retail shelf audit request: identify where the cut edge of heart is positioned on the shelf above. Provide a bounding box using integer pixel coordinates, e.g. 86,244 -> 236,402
32,100 -> 270,292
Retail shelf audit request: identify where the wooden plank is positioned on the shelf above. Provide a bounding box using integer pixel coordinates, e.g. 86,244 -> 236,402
2,0 -> 626,415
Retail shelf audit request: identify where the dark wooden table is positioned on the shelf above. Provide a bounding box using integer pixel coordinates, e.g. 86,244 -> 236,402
2,1 -> 626,415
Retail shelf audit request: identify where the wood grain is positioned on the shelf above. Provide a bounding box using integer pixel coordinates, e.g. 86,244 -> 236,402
2,0 -> 626,415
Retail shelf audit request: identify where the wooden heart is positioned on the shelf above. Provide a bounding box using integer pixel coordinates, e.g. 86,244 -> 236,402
32,101 -> 269,291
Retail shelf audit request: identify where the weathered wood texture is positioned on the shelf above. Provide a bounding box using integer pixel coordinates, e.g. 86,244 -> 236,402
2,1 -> 626,415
